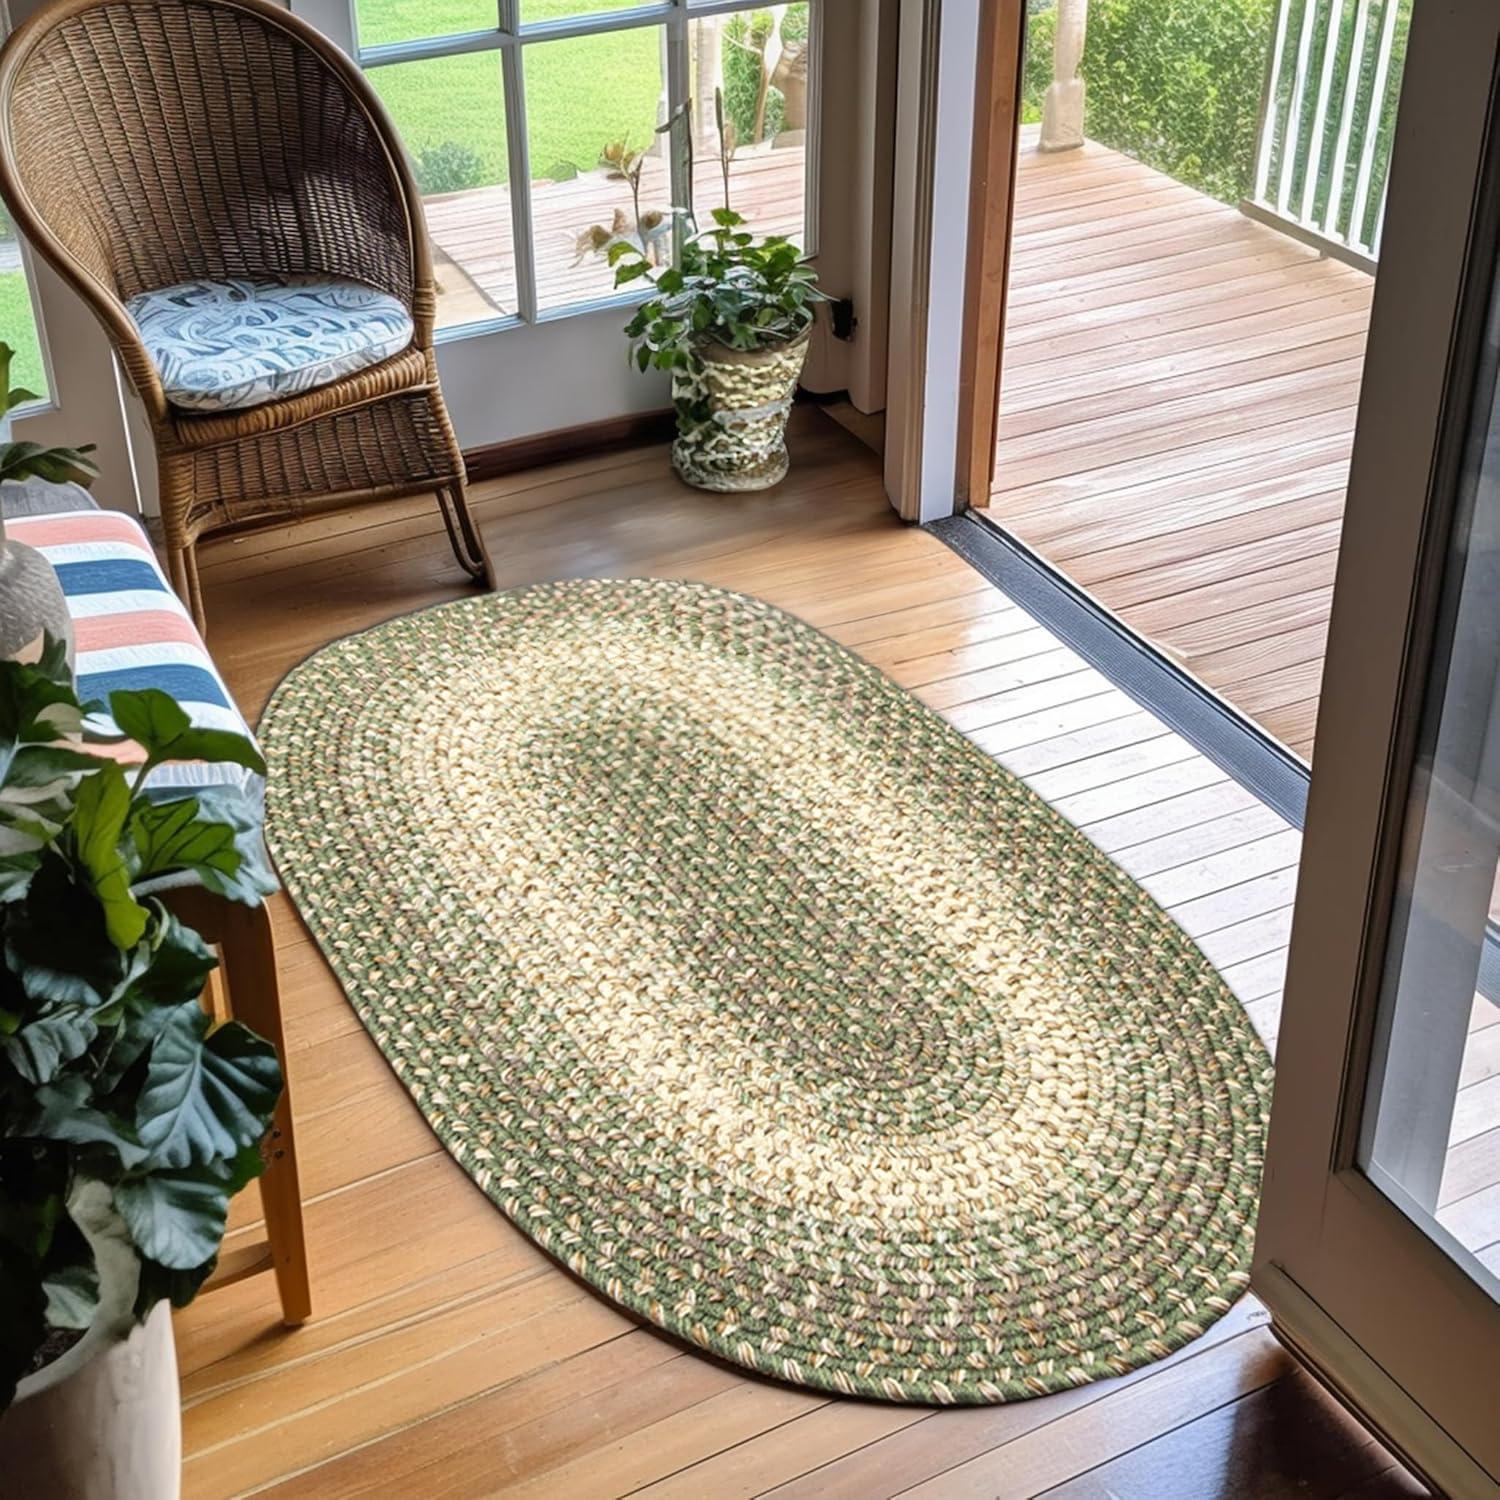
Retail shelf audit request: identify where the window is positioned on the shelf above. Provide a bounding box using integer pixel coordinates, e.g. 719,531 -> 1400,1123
0,211 -> 49,401
354,0 -> 819,334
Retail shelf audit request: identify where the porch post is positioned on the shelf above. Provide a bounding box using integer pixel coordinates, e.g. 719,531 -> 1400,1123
1039,0 -> 1087,151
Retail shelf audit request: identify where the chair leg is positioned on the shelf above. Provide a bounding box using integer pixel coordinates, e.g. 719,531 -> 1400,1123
159,457 -> 208,634
183,541 -> 207,635
435,481 -> 496,589
217,900 -> 313,1326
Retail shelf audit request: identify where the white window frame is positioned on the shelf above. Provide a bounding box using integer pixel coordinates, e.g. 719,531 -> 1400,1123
303,0 -> 822,342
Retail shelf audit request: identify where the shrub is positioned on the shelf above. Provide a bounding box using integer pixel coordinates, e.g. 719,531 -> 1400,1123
722,8 -> 799,145
1023,0 -> 1277,204
413,140 -> 484,197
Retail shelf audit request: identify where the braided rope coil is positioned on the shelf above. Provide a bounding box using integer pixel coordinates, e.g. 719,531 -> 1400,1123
261,580 -> 1273,1405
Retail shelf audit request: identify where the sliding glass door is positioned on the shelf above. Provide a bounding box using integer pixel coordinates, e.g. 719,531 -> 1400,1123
1253,1 -> 1500,1488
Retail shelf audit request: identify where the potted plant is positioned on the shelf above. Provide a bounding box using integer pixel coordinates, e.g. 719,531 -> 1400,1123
0,342 -> 96,665
0,642 -> 278,1498
605,93 -> 826,492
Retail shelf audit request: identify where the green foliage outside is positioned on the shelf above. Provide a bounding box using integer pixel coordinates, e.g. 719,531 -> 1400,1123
361,0 -> 661,188
1022,0 -> 1408,217
723,12 -> 779,147
412,139 -> 486,196
0,270 -> 47,401
1023,0 -> 1276,204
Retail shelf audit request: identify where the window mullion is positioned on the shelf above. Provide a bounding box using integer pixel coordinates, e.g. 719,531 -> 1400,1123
804,0 -> 822,257
666,0 -> 691,236
497,8 -> 539,324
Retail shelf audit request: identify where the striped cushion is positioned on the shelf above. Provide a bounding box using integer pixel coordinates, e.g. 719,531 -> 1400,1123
5,508 -> 261,812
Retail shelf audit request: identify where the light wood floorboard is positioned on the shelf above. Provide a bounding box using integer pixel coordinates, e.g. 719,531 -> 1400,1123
176,410 -> 1436,1498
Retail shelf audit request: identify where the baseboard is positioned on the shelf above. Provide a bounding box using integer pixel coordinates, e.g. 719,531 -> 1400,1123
463,409 -> 677,483
461,389 -> 867,483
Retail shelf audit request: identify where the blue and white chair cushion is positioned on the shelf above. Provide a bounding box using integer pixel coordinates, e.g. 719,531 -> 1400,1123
125,274 -> 414,413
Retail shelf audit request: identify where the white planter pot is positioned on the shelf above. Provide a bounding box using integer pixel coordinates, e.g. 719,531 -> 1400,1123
0,1303 -> 181,1500
0,1181 -> 181,1498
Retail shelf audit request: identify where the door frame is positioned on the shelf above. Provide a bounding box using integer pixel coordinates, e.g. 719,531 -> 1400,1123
884,0 -> 1021,522
881,0 -> 1030,522
1252,0 -> 1500,1490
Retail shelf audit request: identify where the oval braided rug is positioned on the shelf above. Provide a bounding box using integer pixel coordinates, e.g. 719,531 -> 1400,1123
261,578 -> 1273,1405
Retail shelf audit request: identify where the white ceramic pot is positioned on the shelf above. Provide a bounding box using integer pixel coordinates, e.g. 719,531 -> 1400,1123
0,1304 -> 182,1500
0,1182 -> 182,1499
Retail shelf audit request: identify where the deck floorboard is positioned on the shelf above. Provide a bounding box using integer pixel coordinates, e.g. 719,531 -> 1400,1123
983,134 -> 1373,763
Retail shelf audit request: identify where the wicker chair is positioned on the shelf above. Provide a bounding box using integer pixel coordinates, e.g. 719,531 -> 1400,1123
0,0 -> 495,629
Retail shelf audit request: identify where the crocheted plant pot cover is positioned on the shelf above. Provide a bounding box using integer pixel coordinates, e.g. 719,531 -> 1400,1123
260,579 -> 1273,1406
671,331 -> 811,493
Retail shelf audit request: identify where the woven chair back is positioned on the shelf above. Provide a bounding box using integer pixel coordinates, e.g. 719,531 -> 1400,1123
0,0 -> 413,303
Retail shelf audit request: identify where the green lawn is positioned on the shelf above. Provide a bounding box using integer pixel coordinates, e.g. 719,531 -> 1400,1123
0,267 -> 47,399
361,0 -> 662,192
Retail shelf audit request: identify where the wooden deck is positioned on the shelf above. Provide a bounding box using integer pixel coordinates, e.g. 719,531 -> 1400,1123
424,145 -> 806,325
983,131 -> 1374,764
170,409 -> 1466,1497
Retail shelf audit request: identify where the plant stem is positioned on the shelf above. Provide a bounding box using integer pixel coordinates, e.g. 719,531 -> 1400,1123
715,87 -> 731,213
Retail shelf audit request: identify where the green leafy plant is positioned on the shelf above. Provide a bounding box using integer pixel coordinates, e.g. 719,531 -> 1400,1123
0,642 -> 279,1410
0,342 -> 97,488
1022,0 -> 1277,204
608,93 -> 825,381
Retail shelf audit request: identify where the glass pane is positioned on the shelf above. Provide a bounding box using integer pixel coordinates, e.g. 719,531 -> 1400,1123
0,216 -> 48,401
1359,241 -> 1500,1300
354,0 -> 498,51
367,54 -> 517,328
524,28 -> 666,311
521,0 -> 642,19
686,8 -> 808,247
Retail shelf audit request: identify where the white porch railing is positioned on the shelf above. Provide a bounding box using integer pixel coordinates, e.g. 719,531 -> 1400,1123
1247,0 -> 1408,268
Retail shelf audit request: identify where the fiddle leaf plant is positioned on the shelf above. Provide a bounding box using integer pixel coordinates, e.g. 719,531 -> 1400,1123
0,642 -> 279,1410
0,341 -> 98,488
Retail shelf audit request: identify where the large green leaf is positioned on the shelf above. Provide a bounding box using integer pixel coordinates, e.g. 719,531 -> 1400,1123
40,1212 -> 99,1332
5,855 -> 124,1008
129,797 -> 240,889
135,1007 -> 281,1169
4,744 -> 100,789
172,787 -> 277,905
114,1164 -> 234,1270
125,908 -> 216,1010
3,1004 -> 97,1084
109,690 -> 265,776
133,1253 -> 216,1318
26,1076 -> 148,1170
0,851 -> 39,902
72,763 -> 148,950
91,915 -> 216,1096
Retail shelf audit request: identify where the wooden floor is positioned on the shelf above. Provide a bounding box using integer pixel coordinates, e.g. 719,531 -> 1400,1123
172,409 -> 1445,1498
983,131 -> 1374,763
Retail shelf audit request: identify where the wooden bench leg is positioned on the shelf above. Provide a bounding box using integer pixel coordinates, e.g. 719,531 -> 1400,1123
216,898 -> 313,1325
